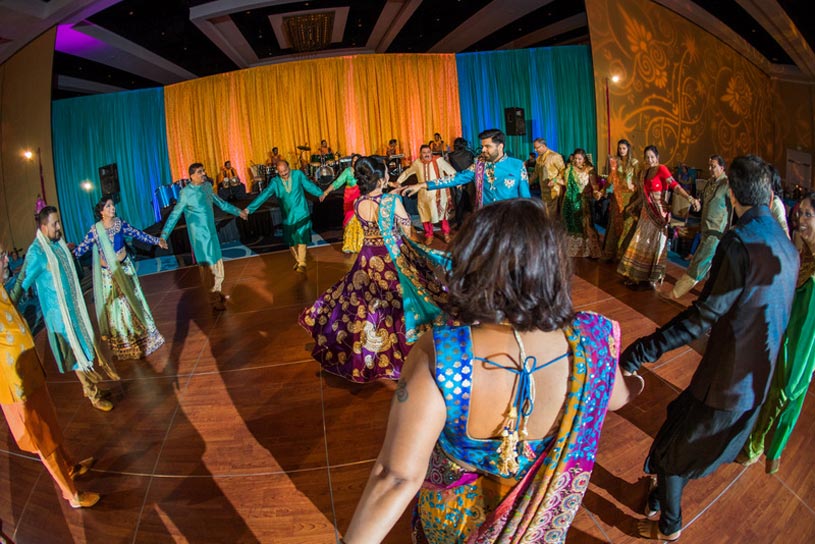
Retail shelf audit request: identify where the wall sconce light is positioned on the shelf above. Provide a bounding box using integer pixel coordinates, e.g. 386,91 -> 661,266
23,150 -> 33,160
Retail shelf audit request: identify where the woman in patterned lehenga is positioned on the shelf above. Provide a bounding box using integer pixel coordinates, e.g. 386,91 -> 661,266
562,148 -> 602,258
342,199 -> 644,544
617,145 -> 699,288
321,154 -> 364,254
299,156 -> 447,383
602,139 -> 641,261
73,197 -> 166,360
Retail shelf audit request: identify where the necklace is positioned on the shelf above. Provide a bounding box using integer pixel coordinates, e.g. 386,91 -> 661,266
281,176 -> 293,193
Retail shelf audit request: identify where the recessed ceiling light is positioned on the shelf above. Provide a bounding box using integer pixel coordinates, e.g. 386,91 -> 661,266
128,10 -> 134,16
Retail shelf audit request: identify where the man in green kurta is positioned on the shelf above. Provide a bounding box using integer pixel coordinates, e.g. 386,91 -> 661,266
244,160 -> 322,272
669,155 -> 731,299
160,163 -> 247,310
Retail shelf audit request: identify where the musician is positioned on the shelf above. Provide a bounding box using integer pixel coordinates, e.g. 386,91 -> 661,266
429,132 -> 448,156
396,144 -> 457,245
217,160 -> 245,201
385,139 -> 401,157
266,148 -> 283,168
318,140 -> 333,158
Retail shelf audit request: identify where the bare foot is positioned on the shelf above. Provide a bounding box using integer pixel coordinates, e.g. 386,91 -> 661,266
637,519 -> 681,541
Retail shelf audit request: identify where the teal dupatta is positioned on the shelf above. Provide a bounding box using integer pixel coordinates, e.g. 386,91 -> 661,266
378,193 -> 449,342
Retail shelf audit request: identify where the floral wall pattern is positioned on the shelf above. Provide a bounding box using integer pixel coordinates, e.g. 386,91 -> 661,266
585,0 -> 813,177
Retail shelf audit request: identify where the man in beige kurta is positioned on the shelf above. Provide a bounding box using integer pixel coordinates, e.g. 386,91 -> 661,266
0,285 -> 99,508
532,138 -> 566,218
396,144 -> 457,244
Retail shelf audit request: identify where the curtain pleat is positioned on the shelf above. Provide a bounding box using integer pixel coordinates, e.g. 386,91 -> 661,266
164,54 -> 462,182
456,46 -> 596,162
51,88 -> 172,242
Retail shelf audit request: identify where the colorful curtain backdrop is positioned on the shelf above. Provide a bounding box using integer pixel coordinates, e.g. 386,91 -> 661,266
163,54 -> 462,182
51,88 -> 172,242
456,46 -> 597,165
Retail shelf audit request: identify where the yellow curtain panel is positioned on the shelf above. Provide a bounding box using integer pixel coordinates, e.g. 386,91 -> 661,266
163,54 -> 462,183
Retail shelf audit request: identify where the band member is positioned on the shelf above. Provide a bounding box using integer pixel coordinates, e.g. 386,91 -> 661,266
386,139 -> 401,157
266,148 -> 283,168
245,160 -> 323,272
397,144 -> 457,245
429,132 -> 448,156
318,140 -> 333,158
160,163 -> 248,311
217,160 -> 245,201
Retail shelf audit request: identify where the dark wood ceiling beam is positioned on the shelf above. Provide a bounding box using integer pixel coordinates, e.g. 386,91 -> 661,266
367,0 -> 423,52
498,13 -> 587,50
428,0 -> 553,53
736,0 -> 815,79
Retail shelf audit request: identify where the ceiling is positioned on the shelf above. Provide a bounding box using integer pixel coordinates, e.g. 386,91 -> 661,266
0,0 -> 813,100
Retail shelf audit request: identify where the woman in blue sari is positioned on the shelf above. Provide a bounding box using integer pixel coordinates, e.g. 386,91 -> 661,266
299,156 -> 447,382
342,199 -> 643,543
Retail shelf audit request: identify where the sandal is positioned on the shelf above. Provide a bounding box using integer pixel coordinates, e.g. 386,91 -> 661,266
637,519 -> 681,541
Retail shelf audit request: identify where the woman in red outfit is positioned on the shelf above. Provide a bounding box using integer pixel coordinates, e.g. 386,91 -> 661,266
617,145 -> 699,288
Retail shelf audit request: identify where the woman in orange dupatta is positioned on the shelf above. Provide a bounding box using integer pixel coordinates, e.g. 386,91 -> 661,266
341,199 -> 643,543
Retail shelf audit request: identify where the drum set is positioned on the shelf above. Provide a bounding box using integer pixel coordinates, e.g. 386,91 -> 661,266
299,145 -> 351,189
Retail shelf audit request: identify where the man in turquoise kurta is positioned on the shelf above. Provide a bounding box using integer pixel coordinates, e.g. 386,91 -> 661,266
670,155 -> 731,299
10,207 -> 119,411
160,163 -> 247,310
404,128 -> 530,208
244,160 -> 323,272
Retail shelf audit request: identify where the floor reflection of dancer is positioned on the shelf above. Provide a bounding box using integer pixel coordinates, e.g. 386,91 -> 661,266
300,156 -> 447,383
245,160 -> 323,272
11,207 -> 120,412
321,154 -> 363,254
160,163 -> 248,311
1,285 -> 100,509
73,196 -> 167,360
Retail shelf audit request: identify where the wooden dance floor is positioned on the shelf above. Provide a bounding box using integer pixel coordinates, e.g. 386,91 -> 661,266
1,244 -> 814,543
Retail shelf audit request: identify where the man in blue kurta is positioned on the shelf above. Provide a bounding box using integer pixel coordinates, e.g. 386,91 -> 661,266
244,160 -> 323,272
403,128 -> 530,208
10,207 -> 119,412
160,163 -> 247,311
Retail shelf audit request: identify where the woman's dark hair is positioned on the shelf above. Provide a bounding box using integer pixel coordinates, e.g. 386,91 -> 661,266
768,164 -> 783,195
445,199 -> 574,331
644,145 -> 659,158
616,139 -> 632,154
729,155 -> 771,207
351,153 -> 362,166
453,137 -> 467,151
571,148 -> 593,168
94,195 -> 115,221
354,156 -> 386,195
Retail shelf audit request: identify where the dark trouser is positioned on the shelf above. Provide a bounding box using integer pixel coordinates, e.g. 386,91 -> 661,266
648,473 -> 688,535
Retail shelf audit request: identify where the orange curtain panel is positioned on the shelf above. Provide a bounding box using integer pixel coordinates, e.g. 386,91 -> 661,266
163,54 -> 462,182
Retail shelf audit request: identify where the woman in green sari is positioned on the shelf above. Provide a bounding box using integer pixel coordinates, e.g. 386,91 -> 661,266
73,197 -> 166,360
739,192 -> 815,473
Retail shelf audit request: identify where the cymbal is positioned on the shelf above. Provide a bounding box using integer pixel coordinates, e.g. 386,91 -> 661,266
297,145 -> 311,151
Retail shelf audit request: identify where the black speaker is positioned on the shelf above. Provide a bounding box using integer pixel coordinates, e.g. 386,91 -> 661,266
99,163 -> 120,195
504,107 -> 526,136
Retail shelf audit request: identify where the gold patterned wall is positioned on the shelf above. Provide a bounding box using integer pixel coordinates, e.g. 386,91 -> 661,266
586,0 -> 814,178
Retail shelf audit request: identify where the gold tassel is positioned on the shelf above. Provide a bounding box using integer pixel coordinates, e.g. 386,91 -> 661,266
495,406 -> 520,474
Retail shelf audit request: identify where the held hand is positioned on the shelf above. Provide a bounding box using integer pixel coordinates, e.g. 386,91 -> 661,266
158,238 -> 168,250
319,192 -> 328,202
403,184 -> 423,197
240,209 -> 249,221
66,242 -> 76,251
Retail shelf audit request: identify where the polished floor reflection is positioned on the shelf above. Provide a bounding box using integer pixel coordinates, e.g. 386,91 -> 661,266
1,244 -> 813,543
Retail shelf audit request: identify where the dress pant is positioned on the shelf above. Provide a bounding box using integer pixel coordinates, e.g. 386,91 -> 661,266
199,259 -> 225,293
648,473 -> 688,535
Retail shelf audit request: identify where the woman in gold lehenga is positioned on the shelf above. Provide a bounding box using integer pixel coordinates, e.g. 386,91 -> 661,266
602,139 -> 641,261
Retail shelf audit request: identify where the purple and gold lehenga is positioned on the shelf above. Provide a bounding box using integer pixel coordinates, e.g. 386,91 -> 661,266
414,312 -> 620,543
299,193 -> 447,382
